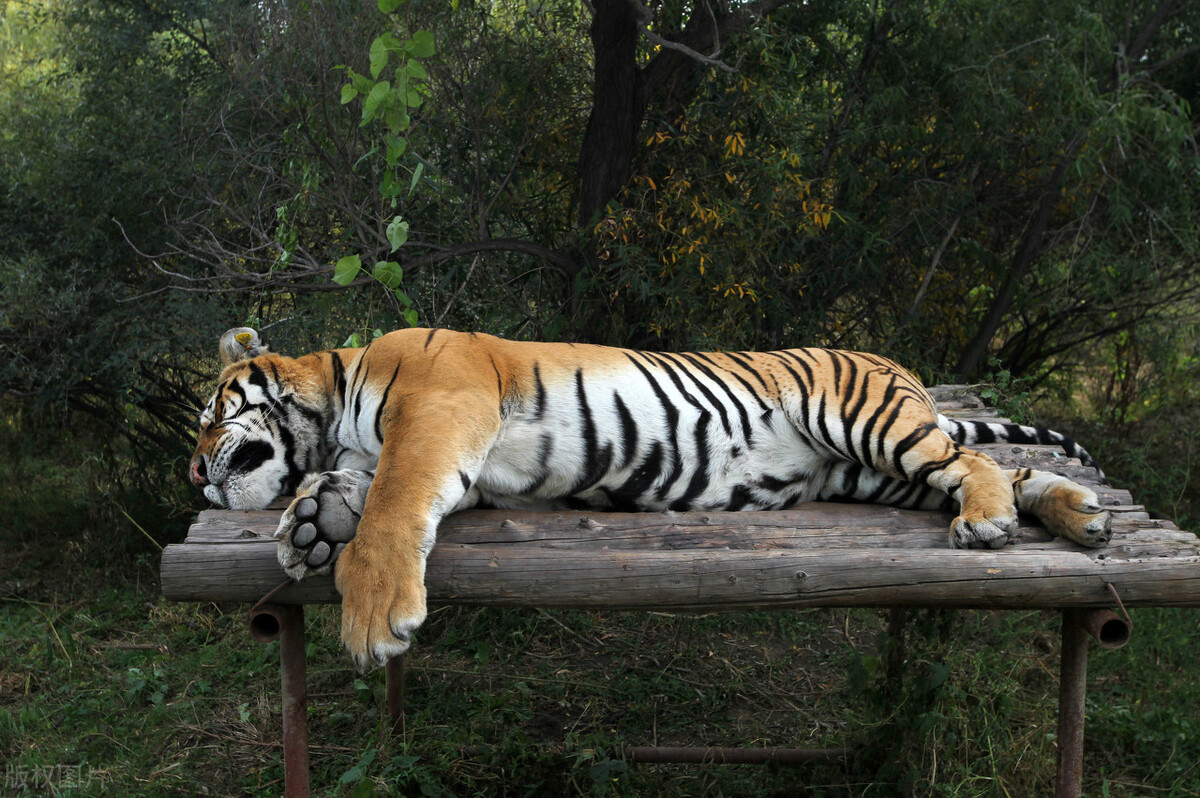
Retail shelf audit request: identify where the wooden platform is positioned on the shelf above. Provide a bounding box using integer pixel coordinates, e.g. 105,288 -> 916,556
162,386 -> 1200,611
159,386 -> 1200,798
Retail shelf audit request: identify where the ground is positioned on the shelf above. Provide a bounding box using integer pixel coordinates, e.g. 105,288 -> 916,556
2,427 -> 1199,796
5,553 -> 1200,795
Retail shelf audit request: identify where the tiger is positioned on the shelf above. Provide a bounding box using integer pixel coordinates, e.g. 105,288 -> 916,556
190,326 -> 1112,669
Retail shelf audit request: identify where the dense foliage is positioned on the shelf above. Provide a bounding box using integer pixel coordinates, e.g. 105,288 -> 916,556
3,0 -> 1198,473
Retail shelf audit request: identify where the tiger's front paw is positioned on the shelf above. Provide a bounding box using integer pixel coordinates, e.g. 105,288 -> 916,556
949,507 -> 1018,550
335,541 -> 427,670
275,473 -> 364,580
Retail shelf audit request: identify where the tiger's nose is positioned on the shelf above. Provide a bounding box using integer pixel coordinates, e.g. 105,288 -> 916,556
190,458 -> 209,487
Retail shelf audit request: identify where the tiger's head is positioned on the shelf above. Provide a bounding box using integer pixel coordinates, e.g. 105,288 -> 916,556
189,328 -> 327,510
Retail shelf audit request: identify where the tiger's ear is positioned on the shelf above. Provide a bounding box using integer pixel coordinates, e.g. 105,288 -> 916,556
219,327 -> 270,365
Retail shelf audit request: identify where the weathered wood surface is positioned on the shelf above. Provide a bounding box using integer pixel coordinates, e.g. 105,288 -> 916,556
161,389 -> 1200,610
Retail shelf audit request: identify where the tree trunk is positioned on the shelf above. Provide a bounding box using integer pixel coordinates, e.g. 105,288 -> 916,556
576,0 -> 642,230
953,138 -> 1081,380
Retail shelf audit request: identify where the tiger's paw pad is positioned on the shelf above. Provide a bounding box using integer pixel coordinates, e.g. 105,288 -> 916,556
275,476 -> 363,580
949,511 -> 1017,550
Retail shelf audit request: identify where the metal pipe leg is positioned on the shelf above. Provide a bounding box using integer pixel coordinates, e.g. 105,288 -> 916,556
1055,606 -> 1131,797
1056,609 -> 1088,798
387,655 -> 406,735
250,604 -> 310,798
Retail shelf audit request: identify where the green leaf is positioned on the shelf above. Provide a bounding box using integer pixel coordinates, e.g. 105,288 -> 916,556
408,161 -> 424,196
362,81 -> 391,123
378,0 -> 406,12
348,70 -> 373,94
925,662 -> 951,690
407,30 -> 435,59
380,33 -> 406,53
386,216 -> 409,251
340,84 -> 357,104
385,136 -> 407,167
373,260 -> 403,289
332,254 -> 362,285
380,171 -> 403,198
405,60 -> 428,82
343,332 -> 362,348
339,763 -> 363,785
385,103 -> 410,135
369,36 -> 388,80
404,309 -> 419,327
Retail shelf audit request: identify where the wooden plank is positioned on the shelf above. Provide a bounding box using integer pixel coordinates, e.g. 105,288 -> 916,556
160,531 -> 1200,609
162,508 -> 1199,607
181,504 -> 1180,548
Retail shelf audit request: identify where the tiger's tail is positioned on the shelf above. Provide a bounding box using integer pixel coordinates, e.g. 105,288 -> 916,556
936,415 -> 1107,484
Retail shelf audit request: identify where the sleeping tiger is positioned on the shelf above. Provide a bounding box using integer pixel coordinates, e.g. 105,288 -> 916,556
190,326 -> 1111,669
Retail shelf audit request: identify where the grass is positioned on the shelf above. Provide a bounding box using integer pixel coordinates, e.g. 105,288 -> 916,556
2,416 -> 1200,796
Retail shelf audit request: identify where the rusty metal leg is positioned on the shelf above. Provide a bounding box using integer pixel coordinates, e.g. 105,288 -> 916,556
250,604 -> 310,798
386,655 -> 406,735
278,605 -> 310,798
1056,609 -> 1088,798
1055,607 -> 1132,798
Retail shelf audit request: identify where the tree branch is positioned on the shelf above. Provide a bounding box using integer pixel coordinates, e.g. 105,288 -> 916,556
626,0 -> 737,73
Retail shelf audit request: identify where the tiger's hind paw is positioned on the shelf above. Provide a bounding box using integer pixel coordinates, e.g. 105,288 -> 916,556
276,471 -> 368,579
1040,486 -> 1112,548
1016,472 -> 1112,548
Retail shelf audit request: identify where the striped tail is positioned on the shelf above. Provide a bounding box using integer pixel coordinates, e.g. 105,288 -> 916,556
937,415 -> 1107,484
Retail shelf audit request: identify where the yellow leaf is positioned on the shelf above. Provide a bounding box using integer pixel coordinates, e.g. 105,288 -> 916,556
723,133 -> 746,157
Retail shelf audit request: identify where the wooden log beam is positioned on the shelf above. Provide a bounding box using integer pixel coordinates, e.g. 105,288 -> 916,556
161,507 -> 1199,609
